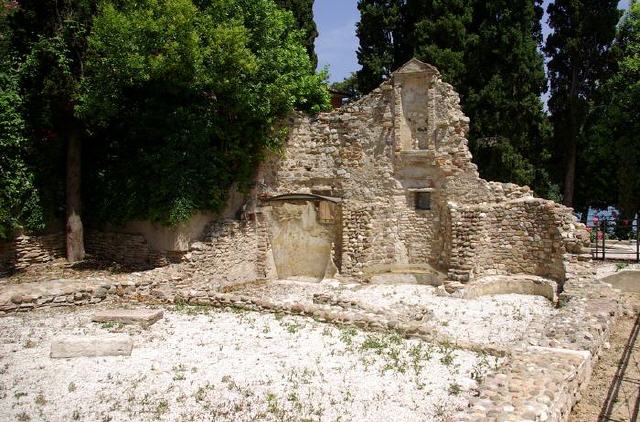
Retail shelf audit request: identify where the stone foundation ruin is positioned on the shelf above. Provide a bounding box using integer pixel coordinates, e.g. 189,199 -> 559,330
227,59 -> 589,290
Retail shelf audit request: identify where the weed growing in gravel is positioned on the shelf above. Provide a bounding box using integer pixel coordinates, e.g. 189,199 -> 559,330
34,392 -> 47,406
23,339 -> 36,348
154,400 -> 169,417
16,412 -> 30,422
194,386 -> 207,402
173,363 -> 187,381
470,352 -> 490,383
281,319 -> 302,334
408,343 -> 433,376
448,382 -> 462,395
321,326 -> 333,337
266,393 -> 286,419
339,327 -> 358,347
68,382 -> 77,393
14,391 -> 27,399
438,342 -> 456,366
616,262 -> 629,272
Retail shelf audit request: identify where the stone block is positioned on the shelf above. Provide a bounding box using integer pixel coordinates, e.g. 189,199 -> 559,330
92,308 -> 163,326
50,335 -> 133,358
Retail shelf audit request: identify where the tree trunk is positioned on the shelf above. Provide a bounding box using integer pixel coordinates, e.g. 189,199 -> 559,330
563,68 -> 579,208
563,134 -> 577,208
66,131 -> 85,262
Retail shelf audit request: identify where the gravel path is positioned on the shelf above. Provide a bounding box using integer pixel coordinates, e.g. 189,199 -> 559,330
338,285 -> 557,345
238,280 -> 558,347
0,305 -> 492,422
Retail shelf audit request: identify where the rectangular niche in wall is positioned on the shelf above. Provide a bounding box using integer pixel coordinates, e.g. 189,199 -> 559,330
414,191 -> 431,211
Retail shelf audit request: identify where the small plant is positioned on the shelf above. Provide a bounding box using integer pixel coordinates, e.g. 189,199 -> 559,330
195,386 -> 207,402
282,320 -> 301,334
23,339 -> 36,348
448,383 -> 462,396
173,363 -> 187,380
155,400 -> 169,417
339,327 -> 358,347
616,262 -> 629,272
408,343 -> 432,376
360,335 -> 387,353
265,392 -> 287,419
71,409 -> 81,420
34,392 -> 47,406
439,343 -> 455,366
68,382 -> 77,393
16,412 -> 30,422
14,391 -> 27,399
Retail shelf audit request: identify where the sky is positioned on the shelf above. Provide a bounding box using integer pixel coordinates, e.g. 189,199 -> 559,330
314,0 -> 632,83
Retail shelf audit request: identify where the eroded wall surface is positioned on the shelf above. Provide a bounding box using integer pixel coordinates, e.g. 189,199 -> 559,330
255,59 -> 587,284
263,201 -> 337,281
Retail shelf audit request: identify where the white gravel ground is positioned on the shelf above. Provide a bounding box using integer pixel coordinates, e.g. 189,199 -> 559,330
338,284 -> 557,345
0,305 -> 495,422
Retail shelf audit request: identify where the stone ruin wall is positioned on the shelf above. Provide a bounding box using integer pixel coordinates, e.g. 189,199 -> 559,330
0,233 -> 65,273
255,59 -> 588,284
0,60 -> 588,287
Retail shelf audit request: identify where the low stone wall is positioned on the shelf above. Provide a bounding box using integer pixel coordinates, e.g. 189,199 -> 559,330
0,233 -> 65,273
85,230 -> 159,268
447,198 -> 587,284
187,219 -> 264,283
462,275 -> 558,302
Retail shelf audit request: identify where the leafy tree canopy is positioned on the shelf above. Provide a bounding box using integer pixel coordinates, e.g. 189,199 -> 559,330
0,0 -> 329,238
578,1 -> 640,215
77,0 -> 329,226
274,0 -> 318,68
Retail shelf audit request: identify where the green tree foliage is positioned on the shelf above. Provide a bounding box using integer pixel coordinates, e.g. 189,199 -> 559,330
406,0 -> 473,90
355,0 -> 553,195
77,0 -> 329,225
579,2 -> 640,216
0,1 -> 43,238
356,0 -> 404,93
544,0 -> 621,207
464,0 -> 551,195
274,0 -> 318,68
330,72 -> 361,100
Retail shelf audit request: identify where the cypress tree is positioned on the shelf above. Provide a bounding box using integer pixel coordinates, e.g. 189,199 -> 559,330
579,2 -> 640,215
274,0 -> 318,68
407,0 -> 473,89
544,0 -> 621,207
464,0 -> 551,193
355,0 -> 404,93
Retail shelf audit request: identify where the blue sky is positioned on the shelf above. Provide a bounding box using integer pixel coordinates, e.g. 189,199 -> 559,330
314,0 -> 632,83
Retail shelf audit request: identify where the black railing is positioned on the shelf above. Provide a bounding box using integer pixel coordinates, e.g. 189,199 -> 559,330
592,217 -> 640,262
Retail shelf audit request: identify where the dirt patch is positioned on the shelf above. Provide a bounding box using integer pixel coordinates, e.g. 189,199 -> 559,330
569,297 -> 640,422
0,258 -> 133,286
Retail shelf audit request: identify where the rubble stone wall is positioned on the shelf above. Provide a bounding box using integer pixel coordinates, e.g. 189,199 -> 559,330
85,231 -> 160,268
187,220 -> 263,284
2,60 -> 588,286
255,59 -> 587,283
0,233 -> 65,272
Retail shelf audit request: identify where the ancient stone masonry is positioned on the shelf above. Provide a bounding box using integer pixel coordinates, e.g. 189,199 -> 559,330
0,59 -> 588,291
0,233 -> 65,273
85,230 -> 157,268
253,59 -> 588,287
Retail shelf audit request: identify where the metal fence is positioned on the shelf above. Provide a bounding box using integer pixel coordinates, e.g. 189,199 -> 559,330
591,217 -> 640,262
